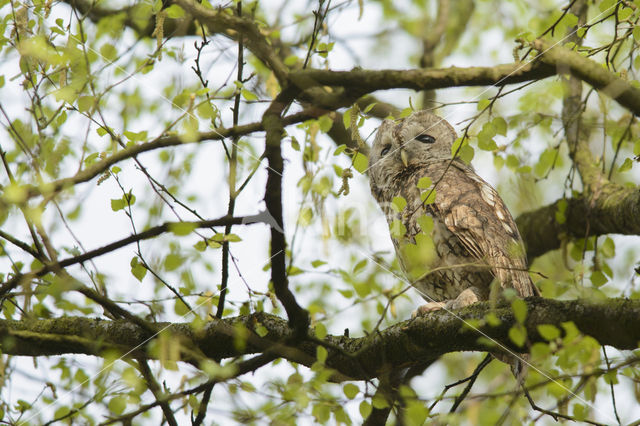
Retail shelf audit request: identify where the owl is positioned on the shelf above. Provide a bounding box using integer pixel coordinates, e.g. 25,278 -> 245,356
369,111 -> 539,316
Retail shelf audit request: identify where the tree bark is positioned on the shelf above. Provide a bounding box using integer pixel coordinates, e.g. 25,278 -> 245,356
2,298 -> 638,381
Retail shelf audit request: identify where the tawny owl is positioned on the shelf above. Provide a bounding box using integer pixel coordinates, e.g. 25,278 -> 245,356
369,111 -> 539,315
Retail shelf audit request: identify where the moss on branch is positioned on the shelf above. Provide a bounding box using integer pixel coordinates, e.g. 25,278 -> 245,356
532,38 -> 640,115
517,184 -> 640,260
1,298 -> 638,381
289,61 -> 556,92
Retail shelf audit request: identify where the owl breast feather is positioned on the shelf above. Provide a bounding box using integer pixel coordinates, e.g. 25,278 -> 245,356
374,161 -> 493,302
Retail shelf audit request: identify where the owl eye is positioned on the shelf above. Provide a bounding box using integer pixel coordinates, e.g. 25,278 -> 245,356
381,145 -> 391,156
415,134 -> 436,144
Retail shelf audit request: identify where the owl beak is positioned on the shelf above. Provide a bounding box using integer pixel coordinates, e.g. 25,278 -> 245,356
400,148 -> 409,167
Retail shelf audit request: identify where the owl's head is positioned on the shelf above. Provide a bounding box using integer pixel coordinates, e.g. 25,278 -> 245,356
369,110 -> 458,190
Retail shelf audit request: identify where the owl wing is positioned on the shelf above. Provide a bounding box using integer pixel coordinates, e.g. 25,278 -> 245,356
429,162 -> 539,297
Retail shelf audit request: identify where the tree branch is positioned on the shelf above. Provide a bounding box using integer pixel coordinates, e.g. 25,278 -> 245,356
2,298 -> 638,381
23,111 -> 318,200
289,61 -> 556,93
174,0 -> 289,84
262,88 -> 310,334
532,38 -> 640,116
0,215 -> 257,298
516,184 -> 640,260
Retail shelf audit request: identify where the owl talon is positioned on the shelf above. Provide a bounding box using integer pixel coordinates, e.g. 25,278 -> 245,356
412,302 -> 446,318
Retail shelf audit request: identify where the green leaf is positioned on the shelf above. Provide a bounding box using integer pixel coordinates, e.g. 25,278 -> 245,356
241,89 -> 258,101
506,154 -> 519,169
389,219 -> 407,239
168,222 -> 197,236
123,130 -> 148,142
110,198 -> 125,211
618,7 -> 632,20
54,406 -> 71,419
123,192 -> 136,206
416,214 -> 433,234
343,383 -> 359,400
53,86 -> 76,103
174,299 -> 189,316
511,299 -> 527,324
416,176 -> 432,189
590,270 -> 607,287
352,152 -> 368,174
601,237 -> 615,258
284,55 -> 299,66
100,43 -> 117,61
399,107 -> 413,118
84,152 -> 100,166
359,401 -> 372,418
311,260 -> 326,268
573,403 -> 588,421
130,257 -> 147,282
96,126 -> 109,137
492,117 -> 507,136
338,288 -> 353,298
255,324 -> 269,337
477,99 -> 491,111
485,312 -> 501,326
405,400 -> 429,425
420,188 -> 436,204
333,144 -> 347,156
452,137 -> 474,163
77,96 -> 94,112
618,157 -> 633,173
363,102 -> 377,113
353,259 -> 367,274
477,122 -> 498,151
316,346 -> 328,363
534,148 -> 557,177
165,4 -> 185,18
318,115 -> 333,133
108,396 -> 127,415
298,207 -> 313,226
603,370 -> 619,385
342,107 -> 352,130
164,253 -> 182,271
537,324 -> 560,341
555,198 -> 568,225
353,281 -> 371,298
315,323 -> 327,339
599,0 -> 615,13
372,393 -> 389,409
391,196 -> 407,212
312,403 -> 330,423
197,102 -> 216,119
508,325 -> 526,347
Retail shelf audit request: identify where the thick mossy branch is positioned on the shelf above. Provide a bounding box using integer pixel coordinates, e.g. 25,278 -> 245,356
1,298 -> 638,381
532,39 -> 640,115
517,186 -> 640,260
289,62 -> 555,93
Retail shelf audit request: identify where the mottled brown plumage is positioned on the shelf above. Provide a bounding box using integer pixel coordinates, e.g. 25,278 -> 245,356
369,111 -> 539,314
